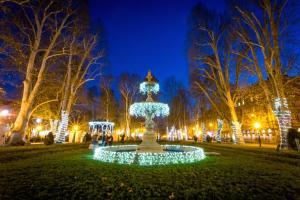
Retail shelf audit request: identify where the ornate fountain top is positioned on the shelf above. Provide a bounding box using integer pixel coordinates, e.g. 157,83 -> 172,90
130,70 -> 169,118
146,70 -> 153,82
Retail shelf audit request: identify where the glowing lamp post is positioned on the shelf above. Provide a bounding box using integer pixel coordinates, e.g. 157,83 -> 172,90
254,122 -> 261,130
254,122 -> 261,139
0,109 -> 9,117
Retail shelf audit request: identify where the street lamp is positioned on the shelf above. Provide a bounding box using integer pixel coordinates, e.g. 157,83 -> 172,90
254,121 -> 262,147
36,118 -> 42,124
0,109 -> 9,117
254,122 -> 261,129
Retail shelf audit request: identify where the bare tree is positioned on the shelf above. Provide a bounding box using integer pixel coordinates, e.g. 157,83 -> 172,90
99,75 -> 114,121
191,4 -> 245,144
234,0 -> 299,148
0,0 -> 75,145
168,88 -> 191,130
55,34 -> 103,143
118,73 -> 141,136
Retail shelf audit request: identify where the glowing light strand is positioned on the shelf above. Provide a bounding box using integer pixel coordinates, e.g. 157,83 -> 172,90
139,82 -> 159,94
93,145 -> 206,166
231,121 -> 244,144
273,98 -> 291,149
130,102 -> 169,117
201,122 -> 206,142
55,111 -> 68,143
216,119 -> 223,143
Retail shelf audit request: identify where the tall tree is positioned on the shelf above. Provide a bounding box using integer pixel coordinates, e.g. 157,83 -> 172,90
189,4 -> 245,144
86,86 -> 98,120
168,88 -> 191,129
234,0 -> 299,148
0,0 -> 75,145
118,73 -> 141,136
54,32 -> 103,143
99,75 -> 114,121
162,76 -> 183,104
99,87 -> 118,123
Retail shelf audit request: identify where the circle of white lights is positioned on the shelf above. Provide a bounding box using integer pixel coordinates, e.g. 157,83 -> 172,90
130,102 -> 169,117
139,82 -> 159,94
93,145 -> 206,166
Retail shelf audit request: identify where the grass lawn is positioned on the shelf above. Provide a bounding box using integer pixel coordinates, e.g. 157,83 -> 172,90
0,143 -> 300,200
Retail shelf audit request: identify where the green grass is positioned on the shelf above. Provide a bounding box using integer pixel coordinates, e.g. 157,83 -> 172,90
0,143 -> 300,200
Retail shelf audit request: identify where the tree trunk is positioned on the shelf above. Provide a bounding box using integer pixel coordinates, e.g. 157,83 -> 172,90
228,95 -> 244,144
273,97 -> 291,149
55,110 -> 69,143
125,97 -> 130,137
231,121 -> 243,144
216,119 -> 223,143
201,122 -> 206,142
50,119 -> 59,134
9,102 -> 31,145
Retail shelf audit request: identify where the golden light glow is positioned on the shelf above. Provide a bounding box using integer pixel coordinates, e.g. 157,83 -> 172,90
209,123 -> 213,127
36,125 -> 42,131
73,125 -> 79,131
254,122 -> 261,129
0,109 -> 9,117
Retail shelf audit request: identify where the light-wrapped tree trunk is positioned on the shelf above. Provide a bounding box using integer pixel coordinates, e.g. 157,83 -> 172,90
273,98 -> 291,149
55,111 -> 69,143
201,122 -> 206,142
216,119 -> 223,143
231,121 -> 243,144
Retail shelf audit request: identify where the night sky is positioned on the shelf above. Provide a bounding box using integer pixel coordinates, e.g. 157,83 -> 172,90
88,0 -> 225,86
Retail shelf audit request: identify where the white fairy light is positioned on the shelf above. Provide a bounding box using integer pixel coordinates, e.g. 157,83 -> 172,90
93,145 -> 206,166
55,111 -> 69,143
139,82 -> 159,94
273,97 -> 291,149
216,119 -> 223,143
130,102 -> 169,117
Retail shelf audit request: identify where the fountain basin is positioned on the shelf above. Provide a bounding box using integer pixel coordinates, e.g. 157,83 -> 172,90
93,145 -> 206,166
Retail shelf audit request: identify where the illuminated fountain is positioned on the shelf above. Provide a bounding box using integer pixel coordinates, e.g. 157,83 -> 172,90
130,70 -> 169,152
94,71 -> 205,165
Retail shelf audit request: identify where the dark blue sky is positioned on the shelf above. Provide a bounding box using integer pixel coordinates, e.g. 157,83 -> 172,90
89,0 -> 225,86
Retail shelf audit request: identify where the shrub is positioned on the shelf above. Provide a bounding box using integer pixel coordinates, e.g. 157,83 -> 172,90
288,129 -> 300,150
30,136 -> 42,143
44,132 -> 54,145
206,135 -> 212,143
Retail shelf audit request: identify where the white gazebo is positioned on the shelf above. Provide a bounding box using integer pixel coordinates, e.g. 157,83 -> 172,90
89,121 -> 115,137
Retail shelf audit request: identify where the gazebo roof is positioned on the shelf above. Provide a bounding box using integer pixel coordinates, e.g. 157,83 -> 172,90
89,121 -> 115,127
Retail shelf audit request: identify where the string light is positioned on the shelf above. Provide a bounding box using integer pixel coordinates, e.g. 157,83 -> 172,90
55,111 -> 69,143
201,122 -> 206,142
130,102 -> 169,117
273,97 -> 291,149
216,119 -> 223,143
231,121 -> 244,144
139,82 -> 159,94
93,145 -> 206,166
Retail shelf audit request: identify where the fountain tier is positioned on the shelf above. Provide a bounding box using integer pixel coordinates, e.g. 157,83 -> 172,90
129,71 -> 169,152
